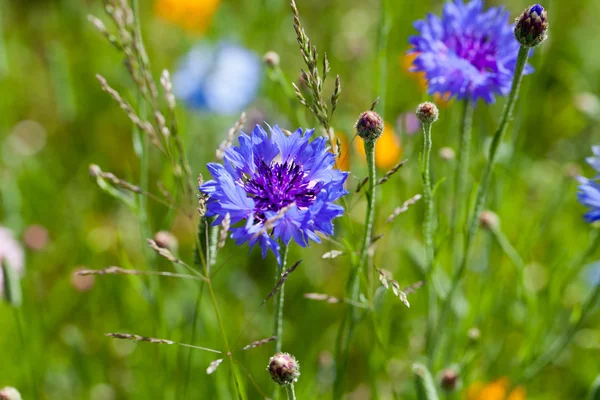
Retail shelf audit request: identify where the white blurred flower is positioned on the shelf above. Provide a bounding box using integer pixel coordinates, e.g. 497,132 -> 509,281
0,227 -> 25,296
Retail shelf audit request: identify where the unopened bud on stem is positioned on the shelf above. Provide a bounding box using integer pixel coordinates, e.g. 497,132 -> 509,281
416,102 -> 439,124
514,4 -> 548,48
356,111 -> 384,141
267,352 -> 300,386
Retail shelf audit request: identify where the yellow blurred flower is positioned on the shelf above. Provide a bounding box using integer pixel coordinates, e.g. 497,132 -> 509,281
466,378 -> 526,400
354,123 -> 403,170
155,0 -> 220,34
334,132 -> 351,172
400,51 -> 452,108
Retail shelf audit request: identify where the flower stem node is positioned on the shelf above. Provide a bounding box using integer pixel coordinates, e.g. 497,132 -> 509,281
356,111 -> 384,141
515,4 -> 548,48
267,352 -> 300,386
416,102 -> 439,125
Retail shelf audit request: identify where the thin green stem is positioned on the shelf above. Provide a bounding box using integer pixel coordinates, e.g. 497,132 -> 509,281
183,285 -> 205,398
274,243 -> 290,353
286,384 -> 297,400
207,279 -> 243,400
451,100 -> 474,265
14,308 -> 38,398
421,121 -> 437,355
421,122 -> 434,270
272,244 -> 289,400
334,138 -> 377,398
429,46 -> 530,360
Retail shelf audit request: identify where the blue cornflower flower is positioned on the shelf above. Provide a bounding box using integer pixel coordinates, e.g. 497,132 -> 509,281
408,0 -> 534,104
577,146 -> 600,223
173,42 -> 261,115
200,125 -> 348,263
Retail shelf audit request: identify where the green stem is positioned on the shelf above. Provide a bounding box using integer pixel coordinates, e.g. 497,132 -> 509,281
451,100 -> 474,265
421,122 -> 434,270
286,384 -> 297,400
429,45 -> 530,360
274,243 -> 290,353
272,244 -> 289,400
421,121 -> 436,355
334,138 -> 377,398
207,279 -> 243,400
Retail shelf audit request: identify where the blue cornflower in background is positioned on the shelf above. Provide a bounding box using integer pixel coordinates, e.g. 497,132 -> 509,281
577,146 -> 600,223
173,42 -> 261,115
200,125 -> 348,263
409,0 -> 533,104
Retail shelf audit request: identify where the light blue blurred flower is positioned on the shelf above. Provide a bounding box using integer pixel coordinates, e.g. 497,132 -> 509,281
173,42 -> 262,115
577,145 -> 600,223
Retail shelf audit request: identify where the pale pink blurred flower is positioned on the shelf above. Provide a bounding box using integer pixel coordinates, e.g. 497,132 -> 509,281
71,267 -> 96,292
23,224 -> 49,251
0,227 -> 25,296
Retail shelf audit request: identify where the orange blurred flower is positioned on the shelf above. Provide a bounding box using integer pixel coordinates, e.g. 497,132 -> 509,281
155,0 -> 220,34
466,378 -> 526,400
401,51 -> 452,108
354,123 -> 403,170
334,132 -> 351,172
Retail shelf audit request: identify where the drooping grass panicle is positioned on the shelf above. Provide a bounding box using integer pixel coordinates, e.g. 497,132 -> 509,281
76,266 -> 206,281
106,332 -> 221,354
386,194 -> 423,224
377,159 -> 408,185
242,336 -> 277,351
90,1 -> 193,194
261,260 -> 302,306
377,268 -> 423,308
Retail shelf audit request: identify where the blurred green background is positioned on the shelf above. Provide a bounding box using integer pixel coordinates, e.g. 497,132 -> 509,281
1,0 -> 600,399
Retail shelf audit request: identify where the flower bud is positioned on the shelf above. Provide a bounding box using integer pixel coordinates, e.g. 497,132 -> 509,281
0,387 -> 22,400
267,352 -> 300,386
440,368 -> 459,392
514,4 -> 548,48
416,102 -> 439,124
479,210 -> 499,231
263,51 -> 280,68
356,111 -> 384,141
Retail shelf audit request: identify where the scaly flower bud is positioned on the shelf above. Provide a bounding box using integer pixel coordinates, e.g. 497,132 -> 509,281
356,111 -> 384,141
514,4 -> 548,48
267,352 -> 300,386
416,102 -> 439,124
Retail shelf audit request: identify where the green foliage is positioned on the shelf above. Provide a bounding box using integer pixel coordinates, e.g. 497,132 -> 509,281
1,0 -> 600,399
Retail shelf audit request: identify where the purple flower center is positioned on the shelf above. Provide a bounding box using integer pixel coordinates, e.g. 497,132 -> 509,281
444,33 -> 497,73
243,160 -> 322,220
